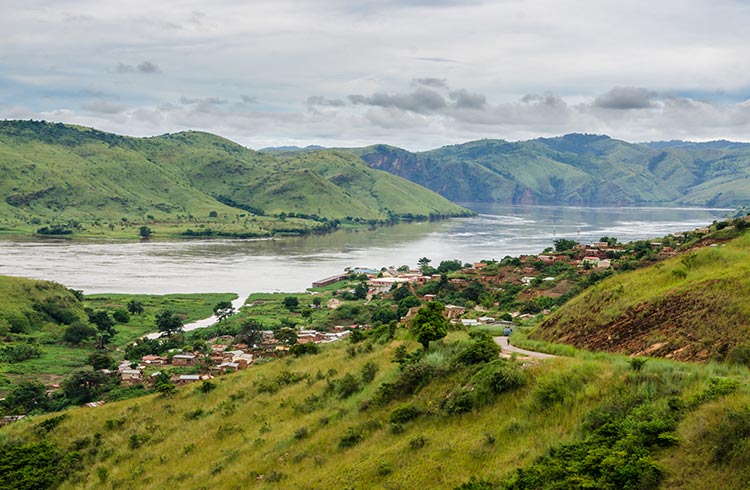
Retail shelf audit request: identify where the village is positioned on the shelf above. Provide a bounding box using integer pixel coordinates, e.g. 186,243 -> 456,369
110,236 -> 678,391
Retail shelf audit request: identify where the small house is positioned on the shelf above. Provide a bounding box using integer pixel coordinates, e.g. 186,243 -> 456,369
172,354 -> 197,366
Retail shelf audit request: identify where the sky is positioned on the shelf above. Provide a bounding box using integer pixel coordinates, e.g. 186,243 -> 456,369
2,0 -> 750,150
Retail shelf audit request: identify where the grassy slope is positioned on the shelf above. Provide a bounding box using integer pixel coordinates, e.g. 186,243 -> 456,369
534,231 -> 750,361
2,331 -> 749,489
0,121 -> 469,237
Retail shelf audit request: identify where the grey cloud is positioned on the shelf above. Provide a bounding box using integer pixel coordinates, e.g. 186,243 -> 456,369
348,87 -> 447,113
180,96 -> 227,105
81,100 -> 127,114
136,61 -> 160,74
413,57 -> 460,64
521,92 -> 567,109
413,78 -> 448,88
114,61 -> 161,74
240,95 -> 258,104
307,96 -> 347,107
449,89 -> 486,109
593,86 -> 658,110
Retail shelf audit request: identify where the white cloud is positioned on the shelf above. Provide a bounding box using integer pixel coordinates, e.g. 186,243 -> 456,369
1,1 -> 750,149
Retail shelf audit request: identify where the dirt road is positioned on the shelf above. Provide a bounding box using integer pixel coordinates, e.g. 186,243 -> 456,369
494,336 -> 557,359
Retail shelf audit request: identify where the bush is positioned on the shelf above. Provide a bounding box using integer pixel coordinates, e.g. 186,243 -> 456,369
339,427 -> 364,448
727,342 -> 750,367
112,309 -> 130,323
290,343 -> 319,357
361,361 -> 379,383
409,436 -> 427,450
712,406 -> 750,464
374,361 -> 435,404
456,331 -> 501,365
293,427 -> 309,440
63,322 -> 97,344
390,404 -> 422,424
336,373 -> 362,399
0,343 -> 43,363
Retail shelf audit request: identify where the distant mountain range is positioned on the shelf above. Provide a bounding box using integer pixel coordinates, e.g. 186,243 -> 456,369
347,134 -> 750,207
0,121 -> 470,237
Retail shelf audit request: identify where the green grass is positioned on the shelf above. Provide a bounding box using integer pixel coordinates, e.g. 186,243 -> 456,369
0,288 -> 236,396
535,232 -> 750,361
3,328 -> 750,489
84,292 -> 237,347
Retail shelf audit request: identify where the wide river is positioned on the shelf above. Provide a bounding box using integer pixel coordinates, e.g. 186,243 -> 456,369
0,204 -> 729,300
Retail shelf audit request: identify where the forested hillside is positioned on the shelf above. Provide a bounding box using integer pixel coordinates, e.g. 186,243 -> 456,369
355,134 -> 750,207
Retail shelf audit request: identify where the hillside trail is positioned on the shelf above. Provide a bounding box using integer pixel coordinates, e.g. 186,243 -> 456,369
493,336 -> 557,359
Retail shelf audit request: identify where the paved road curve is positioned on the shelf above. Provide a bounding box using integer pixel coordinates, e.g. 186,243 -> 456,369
494,336 -> 557,359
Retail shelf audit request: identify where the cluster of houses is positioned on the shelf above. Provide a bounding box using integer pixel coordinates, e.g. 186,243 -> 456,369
114,326 -> 356,387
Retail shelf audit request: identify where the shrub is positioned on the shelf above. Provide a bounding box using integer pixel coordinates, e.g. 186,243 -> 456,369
408,436 -> 427,450
63,322 -> 97,344
727,342 -> 750,367
361,361 -> 379,383
290,343 -> 319,357
293,427 -> 309,440
200,381 -> 216,393
110,309 -> 129,323
336,373 -> 362,399
712,405 -> 750,464
456,331 -> 501,365
339,427 -> 364,449
628,357 -> 648,371
442,388 -> 476,415
390,404 -> 422,424
374,361 -> 435,404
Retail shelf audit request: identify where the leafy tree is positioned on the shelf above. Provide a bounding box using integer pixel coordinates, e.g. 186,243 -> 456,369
411,301 -> 448,350
301,307 -> 313,319
417,257 -> 435,275
153,372 -> 176,397
63,322 -> 97,345
61,370 -> 114,404
353,282 -> 368,300
1,381 -> 49,415
437,259 -> 463,273
283,296 -> 299,310
87,310 -> 116,349
213,300 -> 235,322
155,310 -> 183,336
312,296 -> 322,308
236,320 -> 264,347
372,305 -> 397,324
398,296 -> 422,318
138,226 -> 152,238
87,351 -> 116,371
553,238 -> 578,252
392,284 -> 413,301
126,300 -> 145,316
275,327 -> 298,346
112,309 -> 130,323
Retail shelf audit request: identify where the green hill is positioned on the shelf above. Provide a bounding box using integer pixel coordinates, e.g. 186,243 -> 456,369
0,121 -> 470,238
2,325 -> 750,488
0,276 -> 86,337
354,134 -> 750,207
533,228 -> 750,362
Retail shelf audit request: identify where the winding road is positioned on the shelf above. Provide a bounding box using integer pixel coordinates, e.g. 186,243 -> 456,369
493,336 -> 557,359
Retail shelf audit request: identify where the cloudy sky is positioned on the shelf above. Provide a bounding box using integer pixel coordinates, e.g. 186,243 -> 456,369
2,0 -> 750,150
